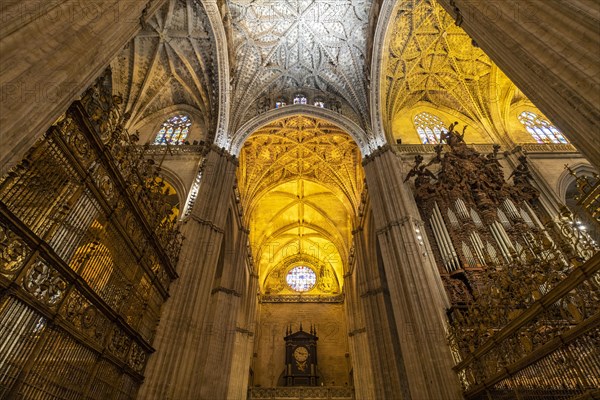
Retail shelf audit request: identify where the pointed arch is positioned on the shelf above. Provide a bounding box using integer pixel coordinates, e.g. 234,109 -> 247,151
229,105 -> 371,157
153,114 -> 192,145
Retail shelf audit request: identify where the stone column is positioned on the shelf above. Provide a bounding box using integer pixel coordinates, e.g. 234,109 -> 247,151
0,0 -> 167,174
138,146 -> 238,400
197,220 -> 255,400
437,0 -> 600,168
352,217 -> 410,399
224,268 -> 259,400
344,224 -> 380,400
362,146 -> 462,400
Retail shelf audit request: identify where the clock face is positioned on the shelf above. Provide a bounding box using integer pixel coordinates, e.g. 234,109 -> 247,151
293,346 -> 309,362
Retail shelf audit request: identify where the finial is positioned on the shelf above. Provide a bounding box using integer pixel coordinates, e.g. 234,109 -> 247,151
299,322 -> 303,332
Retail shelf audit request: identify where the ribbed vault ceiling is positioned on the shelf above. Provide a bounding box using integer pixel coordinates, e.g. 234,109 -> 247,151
111,0 -> 219,135
226,0 -> 373,133
382,0 -> 520,136
238,116 -> 364,288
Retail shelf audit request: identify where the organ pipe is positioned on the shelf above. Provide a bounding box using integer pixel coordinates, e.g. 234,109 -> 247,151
431,202 -> 460,272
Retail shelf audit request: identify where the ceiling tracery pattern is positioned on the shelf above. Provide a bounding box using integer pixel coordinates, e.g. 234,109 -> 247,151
238,116 -> 364,288
111,0 -> 218,135
382,0 -> 513,133
226,0 -> 373,132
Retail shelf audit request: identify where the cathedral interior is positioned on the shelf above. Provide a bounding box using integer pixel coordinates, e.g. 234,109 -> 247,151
0,0 -> 599,399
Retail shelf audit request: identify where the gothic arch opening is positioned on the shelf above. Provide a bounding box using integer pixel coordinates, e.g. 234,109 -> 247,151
237,114 -> 365,391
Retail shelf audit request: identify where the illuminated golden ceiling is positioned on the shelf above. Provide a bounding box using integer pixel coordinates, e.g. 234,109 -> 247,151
382,0 -> 520,138
238,116 -> 364,291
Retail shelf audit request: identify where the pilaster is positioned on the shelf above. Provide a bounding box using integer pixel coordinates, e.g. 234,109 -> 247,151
344,227 -> 377,399
361,145 -> 462,399
197,219 -> 254,400
138,146 -> 238,399
351,221 -> 407,399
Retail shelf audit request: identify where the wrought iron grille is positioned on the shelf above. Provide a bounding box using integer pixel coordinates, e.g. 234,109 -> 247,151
0,71 -> 181,399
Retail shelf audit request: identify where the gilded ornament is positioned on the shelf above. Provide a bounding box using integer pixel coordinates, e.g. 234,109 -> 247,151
0,224 -> 28,276
23,261 -> 68,306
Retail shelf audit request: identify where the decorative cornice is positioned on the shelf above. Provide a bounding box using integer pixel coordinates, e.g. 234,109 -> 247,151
375,216 -> 413,235
235,326 -> 254,336
249,387 -> 354,399
260,294 -> 344,303
362,144 -> 393,166
360,286 -> 389,298
348,327 -> 367,337
187,213 -> 225,234
208,144 -> 238,166
211,286 -> 242,297
519,143 -> 578,154
138,144 -> 207,157
395,143 -> 499,155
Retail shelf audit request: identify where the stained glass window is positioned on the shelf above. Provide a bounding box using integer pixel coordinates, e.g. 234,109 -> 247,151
154,114 -> 192,145
286,266 -> 316,292
414,112 -> 445,144
518,111 -> 568,144
293,94 -> 307,105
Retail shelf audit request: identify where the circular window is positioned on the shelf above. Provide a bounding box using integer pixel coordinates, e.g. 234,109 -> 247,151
286,266 -> 317,292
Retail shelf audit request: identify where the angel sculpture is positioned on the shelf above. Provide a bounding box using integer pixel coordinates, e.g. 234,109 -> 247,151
405,154 -> 437,187
440,122 -> 466,148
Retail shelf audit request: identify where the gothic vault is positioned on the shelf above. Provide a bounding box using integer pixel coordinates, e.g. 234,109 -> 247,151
0,0 -> 599,399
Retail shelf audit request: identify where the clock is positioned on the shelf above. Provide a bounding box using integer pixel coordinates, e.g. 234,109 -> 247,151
283,325 -> 318,386
292,346 -> 309,372
293,346 -> 309,362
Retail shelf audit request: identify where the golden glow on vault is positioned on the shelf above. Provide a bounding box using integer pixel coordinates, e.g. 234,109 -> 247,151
237,116 -> 364,294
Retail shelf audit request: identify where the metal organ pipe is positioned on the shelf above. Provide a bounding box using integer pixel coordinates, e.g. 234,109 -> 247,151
497,223 -> 515,252
455,198 -> 470,220
497,208 -> 511,230
470,232 -> 487,266
436,204 -> 461,271
433,203 -> 460,271
430,213 -> 449,270
520,208 -> 535,228
524,202 -> 545,229
485,242 -> 500,265
430,202 -> 460,272
447,208 -> 459,228
461,242 -> 477,268
490,222 -> 511,261
503,198 -> 521,221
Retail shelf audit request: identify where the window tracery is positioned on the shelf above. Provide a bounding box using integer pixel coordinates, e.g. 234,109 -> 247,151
154,114 -> 192,145
518,111 -> 567,144
414,112 -> 445,144
286,266 -> 317,292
